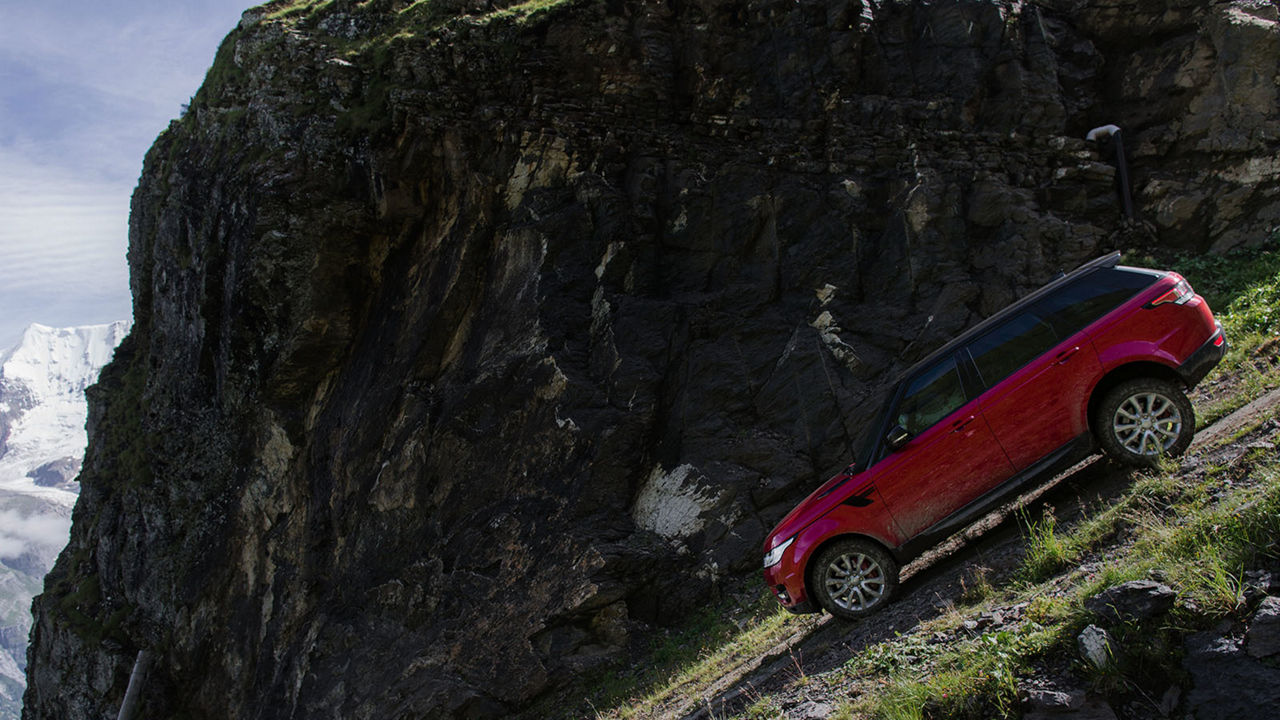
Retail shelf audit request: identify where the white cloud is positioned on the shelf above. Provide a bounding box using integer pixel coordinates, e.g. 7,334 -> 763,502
0,510 -> 72,557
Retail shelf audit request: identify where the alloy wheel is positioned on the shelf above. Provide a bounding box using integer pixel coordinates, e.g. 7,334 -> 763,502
1112,391 -> 1183,456
822,551 -> 887,612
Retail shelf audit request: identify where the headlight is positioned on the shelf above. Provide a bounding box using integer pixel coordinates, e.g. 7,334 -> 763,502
763,537 -> 795,568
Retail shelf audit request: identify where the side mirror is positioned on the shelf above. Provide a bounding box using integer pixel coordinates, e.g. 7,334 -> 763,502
885,424 -> 911,451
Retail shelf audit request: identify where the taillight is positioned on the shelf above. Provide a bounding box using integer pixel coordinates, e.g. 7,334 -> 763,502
1149,275 -> 1195,306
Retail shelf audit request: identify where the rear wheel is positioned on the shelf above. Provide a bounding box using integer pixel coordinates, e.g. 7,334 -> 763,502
809,538 -> 898,620
1095,378 -> 1195,466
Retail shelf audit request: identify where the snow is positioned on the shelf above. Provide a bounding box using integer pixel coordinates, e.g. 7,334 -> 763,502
0,321 -> 129,506
0,322 -> 129,402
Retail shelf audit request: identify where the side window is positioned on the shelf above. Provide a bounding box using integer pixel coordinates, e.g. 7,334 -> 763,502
895,356 -> 967,436
1034,268 -> 1158,338
966,311 -> 1058,388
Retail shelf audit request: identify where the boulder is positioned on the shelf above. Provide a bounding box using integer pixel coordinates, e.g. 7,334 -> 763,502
1084,579 -> 1176,624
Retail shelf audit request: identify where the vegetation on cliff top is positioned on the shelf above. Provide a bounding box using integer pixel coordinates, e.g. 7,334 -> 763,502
259,0 -> 579,38
186,0 -> 585,152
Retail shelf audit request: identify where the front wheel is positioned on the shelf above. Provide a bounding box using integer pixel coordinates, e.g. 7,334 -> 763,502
1094,378 -> 1195,466
809,538 -> 899,620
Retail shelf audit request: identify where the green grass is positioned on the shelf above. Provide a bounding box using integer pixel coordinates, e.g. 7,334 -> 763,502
261,0 -> 335,21
1017,507 -> 1074,581
856,627 -> 1059,720
740,695 -> 785,719
1126,237 -> 1280,321
1135,465 -> 1280,614
1015,492 -> 1137,585
479,0 -> 578,23
603,602 -> 800,718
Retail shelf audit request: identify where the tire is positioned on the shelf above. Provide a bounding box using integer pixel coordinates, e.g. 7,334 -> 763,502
808,538 -> 899,620
1094,378 -> 1195,466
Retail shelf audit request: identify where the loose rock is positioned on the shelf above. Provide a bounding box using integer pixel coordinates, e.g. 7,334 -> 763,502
1078,625 -> 1114,670
1084,579 -> 1176,624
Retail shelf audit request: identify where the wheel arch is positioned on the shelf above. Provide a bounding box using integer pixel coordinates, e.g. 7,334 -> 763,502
1087,361 -> 1185,436
801,532 -> 898,601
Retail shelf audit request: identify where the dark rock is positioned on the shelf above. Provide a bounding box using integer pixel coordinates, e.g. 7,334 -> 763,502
1159,685 -> 1181,716
962,609 -> 1006,634
1183,629 -> 1280,719
1084,579 -> 1176,624
1022,683 -> 1117,720
1023,695 -> 1117,720
1244,570 -> 1275,605
1245,569 -> 1278,595
1247,596 -> 1280,659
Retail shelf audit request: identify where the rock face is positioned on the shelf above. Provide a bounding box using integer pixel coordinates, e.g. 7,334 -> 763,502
23,1 -> 1280,718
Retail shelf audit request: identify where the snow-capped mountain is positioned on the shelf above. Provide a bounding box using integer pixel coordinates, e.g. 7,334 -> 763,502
0,322 -> 130,495
0,322 -> 128,716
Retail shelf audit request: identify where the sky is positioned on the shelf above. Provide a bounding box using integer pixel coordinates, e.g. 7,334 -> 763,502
0,0 -> 254,351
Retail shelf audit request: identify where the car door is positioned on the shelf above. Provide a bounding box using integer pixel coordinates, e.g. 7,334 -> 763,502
965,309 -> 1101,470
870,353 -> 1016,542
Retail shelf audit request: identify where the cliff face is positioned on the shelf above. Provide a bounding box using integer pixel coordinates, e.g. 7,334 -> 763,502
23,1 -> 1280,718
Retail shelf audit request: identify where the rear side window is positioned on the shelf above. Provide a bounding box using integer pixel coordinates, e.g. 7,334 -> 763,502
966,311 -> 1058,388
896,356 -> 967,435
1033,268 -> 1158,338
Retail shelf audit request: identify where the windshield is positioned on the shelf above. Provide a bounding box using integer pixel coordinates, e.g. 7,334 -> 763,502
848,385 -> 897,473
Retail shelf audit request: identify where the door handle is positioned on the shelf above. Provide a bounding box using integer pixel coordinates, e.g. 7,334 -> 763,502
1055,346 -> 1081,365
951,415 -> 977,433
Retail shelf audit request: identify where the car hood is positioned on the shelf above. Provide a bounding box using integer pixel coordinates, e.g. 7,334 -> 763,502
763,468 -> 872,551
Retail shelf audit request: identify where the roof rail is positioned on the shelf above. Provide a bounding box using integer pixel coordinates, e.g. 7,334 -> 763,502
1073,251 -> 1121,274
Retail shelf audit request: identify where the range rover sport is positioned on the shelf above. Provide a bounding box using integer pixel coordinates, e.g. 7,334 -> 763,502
762,252 -> 1226,620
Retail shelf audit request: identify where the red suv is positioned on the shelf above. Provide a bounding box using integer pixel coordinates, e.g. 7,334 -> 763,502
762,253 -> 1225,619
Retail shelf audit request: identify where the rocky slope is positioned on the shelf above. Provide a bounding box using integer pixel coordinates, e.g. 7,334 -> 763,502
23,1 -> 1280,718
